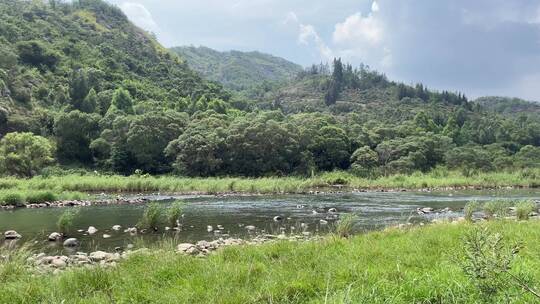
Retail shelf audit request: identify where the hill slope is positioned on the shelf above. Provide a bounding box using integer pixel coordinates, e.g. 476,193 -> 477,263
0,0 -> 228,134
171,46 -> 303,92
473,96 -> 540,116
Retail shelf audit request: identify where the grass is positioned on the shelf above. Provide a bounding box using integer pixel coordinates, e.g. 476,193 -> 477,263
483,200 -> 513,219
166,200 -> 184,228
516,201 -> 538,221
137,203 -> 164,231
1,221 -> 540,303
464,200 -> 480,222
57,209 -> 79,236
334,213 -> 357,238
0,169 -> 536,205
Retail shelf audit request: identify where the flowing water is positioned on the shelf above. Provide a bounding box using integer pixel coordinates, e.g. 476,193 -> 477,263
0,189 -> 538,253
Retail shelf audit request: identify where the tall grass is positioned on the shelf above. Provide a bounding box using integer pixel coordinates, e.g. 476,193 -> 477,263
57,209 -> 79,236
515,201 -> 538,221
0,169 -> 536,206
166,200 -> 184,227
334,214 -> 357,238
483,200 -> 512,219
464,201 -> 480,222
1,221 -> 540,302
137,203 -> 164,231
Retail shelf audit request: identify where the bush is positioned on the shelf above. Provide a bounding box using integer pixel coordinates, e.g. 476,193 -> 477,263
57,209 -> 79,236
459,227 -> 518,300
138,203 -> 164,231
515,201 -> 537,221
166,201 -> 184,227
26,191 -> 57,204
1,193 -> 24,206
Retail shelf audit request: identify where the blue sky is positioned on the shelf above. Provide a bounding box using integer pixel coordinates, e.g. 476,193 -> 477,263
106,0 -> 540,101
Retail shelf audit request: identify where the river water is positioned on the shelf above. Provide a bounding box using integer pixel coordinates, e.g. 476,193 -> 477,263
0,189 -> 538,253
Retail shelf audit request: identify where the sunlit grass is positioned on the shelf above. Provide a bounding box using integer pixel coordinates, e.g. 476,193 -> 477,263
1,221 -> 540,303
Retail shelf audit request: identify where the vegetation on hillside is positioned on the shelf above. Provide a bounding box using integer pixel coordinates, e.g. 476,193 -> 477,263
0,0 -> 538,180
171,46 -> 303,97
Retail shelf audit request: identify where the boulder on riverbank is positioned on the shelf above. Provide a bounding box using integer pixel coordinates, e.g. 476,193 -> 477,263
63,238 -> 79,247
4,230 -> 21,239
48,232 -> 62,241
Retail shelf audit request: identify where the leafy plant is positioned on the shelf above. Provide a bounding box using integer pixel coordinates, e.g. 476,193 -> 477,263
1,193 -> 24,206
515,201 -> 537,221
459,227 -> 539,300
57,209 -> 79,236
138,203 -> 164,231
166,201 -> 184,228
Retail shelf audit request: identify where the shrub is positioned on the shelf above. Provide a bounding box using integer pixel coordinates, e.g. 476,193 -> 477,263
515,201 -> 537,221
459,227 -> 518,300
138,203 -> 164,231
26,191 -> 57,203
1,193 -> 24,206
334,214 -> 357,238
166,201 -> 184,228
57,209 -> 79,236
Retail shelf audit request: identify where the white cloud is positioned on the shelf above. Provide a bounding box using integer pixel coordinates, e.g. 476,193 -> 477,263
371,1 -> 380,13
330,2 -> 390,68
285,12 -> 334,60
333,12 -> 383,46
119,2 -> 159,32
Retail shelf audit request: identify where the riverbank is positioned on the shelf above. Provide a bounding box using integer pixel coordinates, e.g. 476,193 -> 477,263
0,169 -> 538,206
1,220 -> 540,303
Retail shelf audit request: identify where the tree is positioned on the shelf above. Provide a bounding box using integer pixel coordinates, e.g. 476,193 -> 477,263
54,111 -> 100,164
110,88 -> 134,114
16,40 -> 60,71
0,132 -> 55,177
126,111 -> 188,173
80,88 -> 98,113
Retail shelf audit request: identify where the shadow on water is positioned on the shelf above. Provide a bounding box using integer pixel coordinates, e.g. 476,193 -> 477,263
1,189 -> 538,254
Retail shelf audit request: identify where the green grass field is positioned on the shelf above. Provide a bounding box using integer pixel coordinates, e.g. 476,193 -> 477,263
1,220 -> 540,303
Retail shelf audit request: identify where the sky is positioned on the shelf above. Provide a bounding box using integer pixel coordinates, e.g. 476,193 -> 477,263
105,0 -> 540,101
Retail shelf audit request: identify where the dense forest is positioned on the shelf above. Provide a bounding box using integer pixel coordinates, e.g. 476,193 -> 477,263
0,0 -> 539,178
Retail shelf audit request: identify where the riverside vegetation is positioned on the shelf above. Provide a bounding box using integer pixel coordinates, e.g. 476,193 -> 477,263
0,169 -> 538,207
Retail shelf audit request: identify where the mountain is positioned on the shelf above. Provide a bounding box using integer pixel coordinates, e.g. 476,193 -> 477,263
473,96 -> 540,116
0,0 -> 538,178
171,46 -> 303,92
0,0 -> 228,135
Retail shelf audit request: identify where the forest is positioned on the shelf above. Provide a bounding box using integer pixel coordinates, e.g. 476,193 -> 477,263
0,0 -> 538,179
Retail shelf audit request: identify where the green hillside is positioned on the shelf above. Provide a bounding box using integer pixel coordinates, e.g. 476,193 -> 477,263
0,0 -> 229,135
474,96 -> 540,116
171,46 -> 303,93
0,0 -> 538,179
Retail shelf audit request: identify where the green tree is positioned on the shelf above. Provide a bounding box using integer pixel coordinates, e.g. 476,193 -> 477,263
80,88 -> 98,113
110,88 -> 134,114
0,132 -> 55,177
54,111 -> 100,164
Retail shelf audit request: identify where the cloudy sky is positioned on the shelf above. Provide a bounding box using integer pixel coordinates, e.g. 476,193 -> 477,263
105,0 -> 540,101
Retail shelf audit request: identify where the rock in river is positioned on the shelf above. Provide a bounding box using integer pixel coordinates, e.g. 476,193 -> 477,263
4,230 -> 22,239
112,225 -> 122,231
48,232 -> 62,241
63,238 -> 80,247
87,226 -> 98,235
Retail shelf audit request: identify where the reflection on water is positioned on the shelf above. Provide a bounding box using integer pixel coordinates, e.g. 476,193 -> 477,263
0,189 -> 538,253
